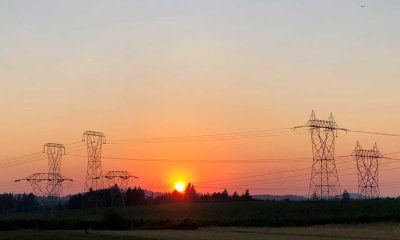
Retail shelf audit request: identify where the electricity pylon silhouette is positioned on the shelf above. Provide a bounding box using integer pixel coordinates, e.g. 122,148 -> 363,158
104,171 -> 138,207
104,171 -> 138,190
43,143 -> 66,198
300,111 -> 341,199
15,173 -> 72,198
44,143 -> 65,175
15,143 -> 72,201
351,141 -> 382,199
83,131 -> 106,191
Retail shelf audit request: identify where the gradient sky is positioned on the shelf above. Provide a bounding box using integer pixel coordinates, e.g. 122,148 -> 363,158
0,1 -> 400,196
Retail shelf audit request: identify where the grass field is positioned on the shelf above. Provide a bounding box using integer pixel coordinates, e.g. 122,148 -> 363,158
2,224 -> 400,240
2,200 -> 400,230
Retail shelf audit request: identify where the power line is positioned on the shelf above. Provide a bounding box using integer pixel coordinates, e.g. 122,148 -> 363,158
0,152 -> 42,165
0,158 -> 47,169
67,154 -> 314,164
0,141 -> 85,166
107,129 -> 308,144
141,158 -> 400,191
345,129 -> 400,137
142,158 -> 356,190
195,161 -> 400,191
0,146 -> 86,170
196,166 -> 357,189
2,123 -> 400,196
109,127 -> 295,141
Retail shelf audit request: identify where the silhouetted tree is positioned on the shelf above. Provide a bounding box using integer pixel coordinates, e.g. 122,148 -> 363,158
241,189 -> 252,201
184,183 -> 197,201
67,193 -> 84,209
342,189 -> 350,201
125,187 -> 146,206
0,193 -> 15,212
171,189 -> 183,201
17,193 -> 40,212
232,191 -> 240,201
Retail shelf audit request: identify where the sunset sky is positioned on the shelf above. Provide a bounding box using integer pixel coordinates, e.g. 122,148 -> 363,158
0,1 -> 400,196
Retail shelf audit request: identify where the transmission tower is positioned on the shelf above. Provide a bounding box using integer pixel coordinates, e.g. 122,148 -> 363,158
43,143 -> 66,196
104,171 -> 138,207
104,171 -> 138,189
302,111 -> 341,199
83,131 -> 106,191
44,143 -> 65,175
15,143 -> 71,200
15,173 -> 72,198
351,141 -> 382,199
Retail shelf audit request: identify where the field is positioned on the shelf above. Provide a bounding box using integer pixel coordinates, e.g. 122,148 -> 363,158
2,200 -> 400,230
2,224 -> 400,240
1,199 -> 400,240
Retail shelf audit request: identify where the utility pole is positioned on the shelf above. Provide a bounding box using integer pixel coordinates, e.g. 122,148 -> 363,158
83,131 -> 106,191
297,111 -> 341,199
351,141 -> 382,199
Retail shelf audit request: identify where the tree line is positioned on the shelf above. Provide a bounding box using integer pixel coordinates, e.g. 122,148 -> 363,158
0,183 -> 252,212
0,193 -> 40,213
68,183 -> 253,209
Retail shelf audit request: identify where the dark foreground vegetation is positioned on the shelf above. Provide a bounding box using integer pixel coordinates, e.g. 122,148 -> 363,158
1,198 -> 400,230
1,185 -> 400,230
0,230 -> 148,240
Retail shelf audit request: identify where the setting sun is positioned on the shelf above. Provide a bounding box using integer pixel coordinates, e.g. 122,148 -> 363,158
175,182 -> 185,192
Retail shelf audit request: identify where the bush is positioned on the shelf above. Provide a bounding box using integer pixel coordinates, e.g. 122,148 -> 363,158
101,209 -> 128,230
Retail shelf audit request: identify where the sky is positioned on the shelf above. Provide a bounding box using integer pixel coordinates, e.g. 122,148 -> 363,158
0,0 -> 400,196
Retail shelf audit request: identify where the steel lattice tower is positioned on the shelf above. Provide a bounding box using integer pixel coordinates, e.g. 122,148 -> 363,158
104,171 -> 138,207
43,143 -> 66,197
104,171 -> 138,190
15,173 -> 72,198
44,143 -> 65,175
83,131 -> 106,191
351,141 -> 382,199
15,143 -> 72,200
306,111 -> 341,199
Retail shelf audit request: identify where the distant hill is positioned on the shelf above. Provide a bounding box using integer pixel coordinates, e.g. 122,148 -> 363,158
347,192 -> 362,199
253,192 -> 362,201
253,194 -> 307,201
